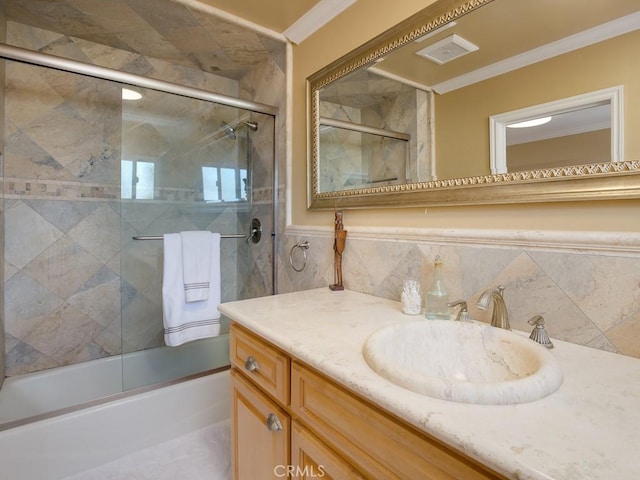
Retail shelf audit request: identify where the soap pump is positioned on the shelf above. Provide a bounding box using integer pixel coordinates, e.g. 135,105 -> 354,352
425,255 -> 450,320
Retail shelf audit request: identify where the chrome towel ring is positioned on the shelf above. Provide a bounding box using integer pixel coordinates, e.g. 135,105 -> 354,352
289,241 -> 309,272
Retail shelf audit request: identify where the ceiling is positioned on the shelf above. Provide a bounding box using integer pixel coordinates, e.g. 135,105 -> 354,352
375,0 -> 640,91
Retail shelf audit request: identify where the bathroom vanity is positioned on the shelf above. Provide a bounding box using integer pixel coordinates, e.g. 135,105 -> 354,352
220,288 -> 640,479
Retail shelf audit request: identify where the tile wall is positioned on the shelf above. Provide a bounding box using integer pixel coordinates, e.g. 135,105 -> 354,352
279,230 -> 640,359
2,13 -> 285,376
319,69 -> 433,191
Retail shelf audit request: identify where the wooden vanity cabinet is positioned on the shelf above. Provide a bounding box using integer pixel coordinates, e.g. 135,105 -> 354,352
230,323 -> 505,480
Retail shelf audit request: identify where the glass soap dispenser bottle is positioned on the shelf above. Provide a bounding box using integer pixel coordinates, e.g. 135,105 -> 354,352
425,255 -> 450,320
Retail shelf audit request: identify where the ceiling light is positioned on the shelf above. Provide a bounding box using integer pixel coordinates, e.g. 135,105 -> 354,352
507,116 -> 552,128
122,88 -> 142,100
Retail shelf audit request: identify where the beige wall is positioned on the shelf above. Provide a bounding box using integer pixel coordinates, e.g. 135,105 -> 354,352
291,1 -> 640,232
507,130 -> 611,172
436,30 -> 640,179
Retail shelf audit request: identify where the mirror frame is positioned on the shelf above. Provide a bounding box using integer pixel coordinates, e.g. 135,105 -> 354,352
307,0 -> 640,209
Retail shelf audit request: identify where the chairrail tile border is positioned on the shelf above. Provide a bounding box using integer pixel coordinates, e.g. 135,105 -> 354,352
285,224 -> 640,257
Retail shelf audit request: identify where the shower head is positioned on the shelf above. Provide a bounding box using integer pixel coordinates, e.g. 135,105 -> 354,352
221,121 -> 237,140
221,120 -> 258,140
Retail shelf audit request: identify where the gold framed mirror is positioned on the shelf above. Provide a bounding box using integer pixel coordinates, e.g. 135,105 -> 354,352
307,0 -> 640,209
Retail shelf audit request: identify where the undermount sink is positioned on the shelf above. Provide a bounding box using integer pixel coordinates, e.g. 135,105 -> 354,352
363,320 -> 563,405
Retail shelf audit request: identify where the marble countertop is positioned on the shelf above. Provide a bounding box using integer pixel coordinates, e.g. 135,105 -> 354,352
219,288 -> 640,480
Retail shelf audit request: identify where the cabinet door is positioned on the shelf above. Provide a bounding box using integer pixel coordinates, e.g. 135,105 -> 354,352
291,362 -> 505,480
232,369 -> 290,480
292,421 -> 366,480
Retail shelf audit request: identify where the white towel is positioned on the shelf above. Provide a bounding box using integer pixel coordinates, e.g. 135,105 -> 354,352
181,231 -> 212,303
162,232 -> 221,347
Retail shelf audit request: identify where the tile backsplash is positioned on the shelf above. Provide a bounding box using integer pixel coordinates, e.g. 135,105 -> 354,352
279,230 -> 640,359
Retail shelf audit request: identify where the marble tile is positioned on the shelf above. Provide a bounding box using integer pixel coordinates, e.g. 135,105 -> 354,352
283,234 -> 640,359
23,236 -> 103,300
121,202 -> 170,233
120,242 -> 163,293
470,253 -> 603,344
90,324 -> 123,357
121,295 -> 164,352
371,244 -> 424,301
5,340 -> 58,375
605,310 -> 640,357
6,20 -> 65,52
4,272 -> 64,340
529,251 -> 640,333
67,266 -> 122,326
23,302 -> 104,365
3,261 -> 18,282
4,62 -> 65,134
4,201 -> 64,269
25,199 -> 100,233
67,203 -> 121,264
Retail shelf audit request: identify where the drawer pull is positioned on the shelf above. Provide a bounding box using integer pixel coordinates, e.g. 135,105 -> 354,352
266,413 -> 283,432
244,355 -> 260,372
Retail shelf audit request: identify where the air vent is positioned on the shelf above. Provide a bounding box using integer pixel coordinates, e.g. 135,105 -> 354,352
415,34 -> 479,65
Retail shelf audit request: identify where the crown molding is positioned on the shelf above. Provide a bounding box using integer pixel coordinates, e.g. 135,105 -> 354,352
283,0 -> 357,44
432,11 -> 640,94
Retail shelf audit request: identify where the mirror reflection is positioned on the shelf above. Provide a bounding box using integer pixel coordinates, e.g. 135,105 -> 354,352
505,104 -> 611,173
311,0 -> 640,205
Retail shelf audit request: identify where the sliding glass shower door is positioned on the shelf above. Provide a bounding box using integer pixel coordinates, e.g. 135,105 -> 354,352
119,86 -> 275,390
1,52 -> 276,425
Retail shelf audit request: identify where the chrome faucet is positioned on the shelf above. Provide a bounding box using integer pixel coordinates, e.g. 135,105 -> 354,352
476,285 -> 510,330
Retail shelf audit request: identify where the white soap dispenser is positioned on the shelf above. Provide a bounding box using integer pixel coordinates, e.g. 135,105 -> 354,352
425,256 -> 450,320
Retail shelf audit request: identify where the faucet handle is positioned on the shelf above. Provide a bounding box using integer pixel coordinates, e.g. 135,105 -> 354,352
527,315 -> 545,327
447,300 -> 470,322
527,315 -> 553,348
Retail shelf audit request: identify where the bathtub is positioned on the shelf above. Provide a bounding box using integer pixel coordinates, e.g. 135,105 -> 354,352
0,335 -> 230,423
0,337 -> 231,480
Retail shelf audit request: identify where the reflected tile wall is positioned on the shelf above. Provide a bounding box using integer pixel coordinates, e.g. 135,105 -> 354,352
319,89 -> 429,191
3,17 -> 284,376
279,233 -> 640,359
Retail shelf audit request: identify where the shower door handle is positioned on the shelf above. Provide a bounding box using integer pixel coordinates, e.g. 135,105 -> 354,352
266,413 -> 283,432
244,355 -> 260,372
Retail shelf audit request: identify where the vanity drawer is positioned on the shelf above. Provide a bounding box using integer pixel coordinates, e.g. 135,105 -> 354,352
292,420 -> 366,480
230,323 -> 290,405
291,361 -> 504,480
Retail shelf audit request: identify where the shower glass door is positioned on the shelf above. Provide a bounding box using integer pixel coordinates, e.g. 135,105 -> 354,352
120,86 -> 275,390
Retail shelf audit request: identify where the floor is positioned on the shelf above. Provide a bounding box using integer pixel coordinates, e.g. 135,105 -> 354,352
64,421 -> 230,480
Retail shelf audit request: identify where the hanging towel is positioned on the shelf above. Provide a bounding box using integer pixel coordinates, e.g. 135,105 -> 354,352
181,231 -> 213,303
162,232 -> 221,347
